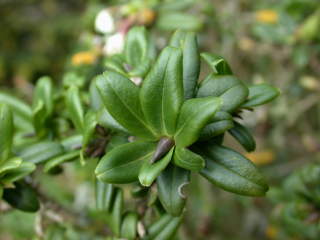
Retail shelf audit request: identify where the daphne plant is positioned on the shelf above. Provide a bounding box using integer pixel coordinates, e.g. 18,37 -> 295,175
94,27 -> 279,225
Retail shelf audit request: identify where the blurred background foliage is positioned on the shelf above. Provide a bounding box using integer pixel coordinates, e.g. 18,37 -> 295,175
0,0 -> 320,239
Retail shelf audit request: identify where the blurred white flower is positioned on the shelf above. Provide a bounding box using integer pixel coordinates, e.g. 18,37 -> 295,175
103,32 -> 125,55
95,9 -> 115,34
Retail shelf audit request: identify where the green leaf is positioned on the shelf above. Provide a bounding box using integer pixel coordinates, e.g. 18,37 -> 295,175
229,122 -> 256,152
120,212 -> 138,240
96,72 -> 157,140
32,100 -> 47,134
157,13 -> 203,31
157,164 -> 190,216
144,214 -> 183,240
173,147 -> 204,171
129,59 -> 151,78
43,150 -> 79,173
82,111 -> 98,148
199,111 -> 234,141
66,86 -> 84,133
125,26 -> 149,68
96,141 -> 156,184
199,144 -> 268,196
0,92 -> 32,121
3,182 -> 39,212
19,141 -> 64,164
104,54 -> 127,76
174,96 -> 221,147
170,30 -> 200,99
0,104 -> 13,162
0,157 -> 22,176
197,74 -> 248,112
107,188 -> 123,237
95,180 -> 115,211
139,148 -> 174,187
33,76 -> 54,116
140,46 -> 183,136
97,108 -> 128,134
201,53 -> 232,75
61,134 -> 82,151
1,162 -> 36,183
242,83 -> 280,108
89,78 -> 104,111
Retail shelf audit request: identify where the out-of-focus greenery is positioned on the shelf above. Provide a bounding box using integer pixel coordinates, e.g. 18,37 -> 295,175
0,0 -> 320,239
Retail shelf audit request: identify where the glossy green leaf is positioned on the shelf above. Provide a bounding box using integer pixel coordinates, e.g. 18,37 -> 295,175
242,83 -> 280,108
1,162 -> 36,183
157,13 -> 203,31
173,147 -> 204,171
229,122 -> 256,152
125,26 -> 149,68
139,148 -> 174,187
170,30 -> 200,99
95,180 -> 115,211
140,46 -> 183,136
97,108 -> 128,134
104,54 -> 127,76
201,53 -> 232,75
96,141 -> 156,184
0,104 -> 13,162
107,188 -> 123,237
197,74 -> 248,112
96,72 -> 157,140
157,164 -> 190,216
66,86 -> 84,133
19,141 -> 64,164
144,214 -> 183,240
120,212 -> 138,240
199,111 -> 234,141
174,96 -> 221,147
3,182 -> 39,212
199,145 -> 268,196
129,59 -> 151,78
43,150 -> 79,173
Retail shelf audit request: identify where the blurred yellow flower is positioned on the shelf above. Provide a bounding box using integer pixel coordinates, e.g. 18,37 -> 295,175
265,225 -> 278,239
256,10 -> 278,24
71,51 -> 96,66
245,151 -> 275,165
137,8 -> 156,25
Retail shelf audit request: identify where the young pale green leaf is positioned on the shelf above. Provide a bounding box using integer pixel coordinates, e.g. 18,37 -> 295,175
0,104 -> 13,162
104,54 -> 127,76
199,145 -> 268,196
33,76 -> 54,116
82,111 -> 98,148
199,111 -> 234,141
96,141 -> 156,184
95,180 -> 115,211
96,72 -> 157,140
1,161 -> 36,184
174,96 -> 221,148
201,53 -> 233,75
229,122 -> 256,152
197,74 -> 248,112
139,148 -> 174,187
125,26 -> 149,68
144,214 -> 183,240
107,188 -> 123,237
170,30 -> 200,99
242,83 -> 280,108
3,182 -> 39,212
63,72 -> 85,89
19,141 -> 64,164
43,150 -> 79,173
129,59 -> 151,78
157,164 -> 190,216
173,147 -> 205,171
120,212 -> 138,240
89,78 -> 104,111
157,13 -> 203,31
140,46 -> 183,136
66,86 -> 84,133
0,157 -> 22,176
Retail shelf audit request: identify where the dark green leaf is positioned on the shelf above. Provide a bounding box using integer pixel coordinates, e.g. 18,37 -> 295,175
201,53 -> 232,75
174,96 -> 221,147
96,141 -> 156,184
139,148 -> 174,187
173,147 -> 204,171
197,74 -> 248,112
140,46 -> 183,136
120,212 -> 138,240
199,145 -> 268,196
199,111 -> 234,141
229,122 -> 256,152
95,180 -> 115,211
97,108 -> 128,134
66,86 -> 84,133
157,164 -> 190,216
3,182 -> 39,212
242,83 -> 280,108
0,104 -> 13,162
96,72 -> 157,140
107,188 -> 123,237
